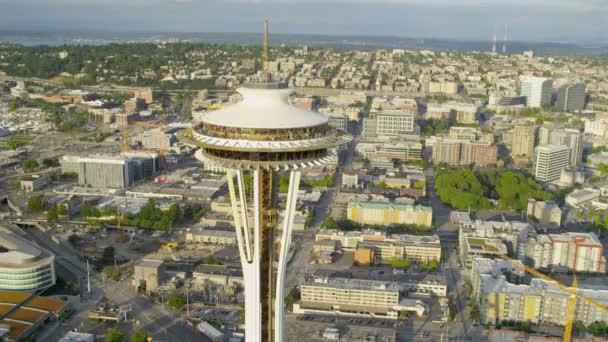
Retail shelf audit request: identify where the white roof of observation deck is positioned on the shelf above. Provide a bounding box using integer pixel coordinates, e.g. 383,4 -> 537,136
201,87 -> 328,129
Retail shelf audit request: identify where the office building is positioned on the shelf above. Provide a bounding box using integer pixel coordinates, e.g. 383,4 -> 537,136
584,118 -> 608,138
372,142 -> 423,162
296,270 -> 432,319
347,200 -> 433,227
0,231 -> 56,291
432,138 -> 498,166
326,112 -> 349,132
525,232 -> 605,273
526,199 -> 562,226
136,127 -> 179,150
555,83 -> 585,112
362,110 -> 415,137
533,145 -> 570,182
316,229 -> 441,263
520,76 -> 553,108
511,121 -> 536,158
425,102 -> 477,124
62,153 -> 159,189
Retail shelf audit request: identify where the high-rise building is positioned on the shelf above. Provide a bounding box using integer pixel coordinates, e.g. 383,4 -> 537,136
431,138 -> 498,166
555,83 -> 585,112
191,24 -> 350,339
61,153 -> 159,189
511,121 -> 536,158
326,112 -> 348,132
533,145 -> 570,182
548,129 -> 584,166
520,76 -> 553,108
362,110 -> 415,138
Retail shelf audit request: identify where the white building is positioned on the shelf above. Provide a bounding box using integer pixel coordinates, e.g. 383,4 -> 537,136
533,145 -> 570,182
520,76 -> 553,108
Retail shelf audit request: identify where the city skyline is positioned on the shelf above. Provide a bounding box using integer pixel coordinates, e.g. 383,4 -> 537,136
1,0 -> 607,44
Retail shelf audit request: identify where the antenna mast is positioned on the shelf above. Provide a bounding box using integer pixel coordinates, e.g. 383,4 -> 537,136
492,26 -> 497,53
502,24 -> 508,54
263,18 -> 269,72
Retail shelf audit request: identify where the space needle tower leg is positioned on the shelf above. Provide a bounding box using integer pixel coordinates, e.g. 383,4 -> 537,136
275,170 -> 301,342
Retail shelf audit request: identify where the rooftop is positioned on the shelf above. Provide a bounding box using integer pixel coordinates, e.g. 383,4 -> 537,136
201,87 -> 328,129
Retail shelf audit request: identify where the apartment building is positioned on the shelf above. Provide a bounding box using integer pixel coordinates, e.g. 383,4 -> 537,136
511,121 -> 536,158
526,199 -> 562,226
473,257 -> 608,326
347,200 -> 433,227
431,138 -> 498,166
533,145 -> 571,182
525,232 -> 605,273
315,229 -> 441,263
362,110 -> 415,137
459,220 -> 533,267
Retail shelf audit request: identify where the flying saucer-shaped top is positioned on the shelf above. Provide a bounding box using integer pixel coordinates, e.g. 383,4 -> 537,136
201,87 -> 328,130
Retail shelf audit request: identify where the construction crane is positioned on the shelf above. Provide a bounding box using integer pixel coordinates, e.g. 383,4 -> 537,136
499,255 -> 607,342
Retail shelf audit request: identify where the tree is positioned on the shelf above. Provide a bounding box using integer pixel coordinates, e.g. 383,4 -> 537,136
320,217 -> 337,230
167,293 -> 185,309
47,206 -> 59,223
206,255 -> 222,265
57,203 -> 68,216
130,328 -> 149,342
598,163 -> 608,176
388,257 -> 410,269
106,328 -> 125,342
21,159 -> 39,171
42,157 -> 60,168
102,246 -> 115,265
27,196 -> 44,212
427,259 -> 439,271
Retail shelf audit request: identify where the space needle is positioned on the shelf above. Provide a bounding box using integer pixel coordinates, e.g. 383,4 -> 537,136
192,19 -> 351,342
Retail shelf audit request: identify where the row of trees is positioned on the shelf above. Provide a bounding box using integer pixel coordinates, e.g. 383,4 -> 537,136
81,199 -> 207,230
106,327 -> 149,342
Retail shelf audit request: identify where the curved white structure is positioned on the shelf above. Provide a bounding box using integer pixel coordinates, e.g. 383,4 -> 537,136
193,84 -> 350,342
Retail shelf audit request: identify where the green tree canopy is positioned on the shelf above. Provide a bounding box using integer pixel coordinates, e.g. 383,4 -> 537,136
106,328 -> 125,342
167,293 -> 185,309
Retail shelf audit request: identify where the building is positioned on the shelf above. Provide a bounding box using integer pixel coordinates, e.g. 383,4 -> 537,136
362,110 -> 415,137
565,188 -> 601,207
316,229 -> 441,263
459,220 -> 533,267
19,175 -> 49,192
0,290 -> 70,341
192,264 -> 243,288
62,153 -> 159,189
133,259 -> 165,294
525,232 -> 605,273
124,97 -> 146,113
555,83 -> 585,112
372,142 -> 423,162
520,76 -> 553,108
59,332 -> 95,342
526,199 -> 561,226
511,121 -> 536,158
0,231 -> 56,291
186,226 -> 237,245
115,112 -> 139,127
533,145 -> 570,182
136,127 -> 179,151
449,127 -> 493,144
296,271 -> 430,319
341,169 -> 359,188
190,40 -> 350,342
540,128 -> 584,166
326,112 -> 348,132
347,200 -> 433,227
473,257 -> 608,326
432,138 -> 498,166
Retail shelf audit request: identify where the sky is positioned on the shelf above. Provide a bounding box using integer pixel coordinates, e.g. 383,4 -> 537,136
0,0 -> 607,43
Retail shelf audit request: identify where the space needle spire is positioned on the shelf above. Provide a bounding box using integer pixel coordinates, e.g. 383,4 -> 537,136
192,19 -> 350,342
